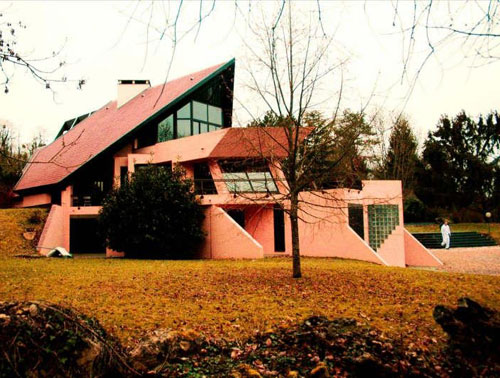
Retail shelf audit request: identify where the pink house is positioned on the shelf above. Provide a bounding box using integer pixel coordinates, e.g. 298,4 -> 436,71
14,59 -> 441,267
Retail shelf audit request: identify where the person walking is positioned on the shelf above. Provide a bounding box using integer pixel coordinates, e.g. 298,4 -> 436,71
441,219 -> 451,249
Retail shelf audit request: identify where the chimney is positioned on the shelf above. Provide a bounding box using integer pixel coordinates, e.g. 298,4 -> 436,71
117,79 -> 151,108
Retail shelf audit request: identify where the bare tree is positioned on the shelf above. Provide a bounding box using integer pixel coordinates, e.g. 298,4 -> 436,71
227,3 -> 367,278
374,0 -> 500,94
0,9 -> 85,94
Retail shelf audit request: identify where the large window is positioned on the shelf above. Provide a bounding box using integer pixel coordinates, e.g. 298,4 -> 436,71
158,115 -> 174,142
157,100 -> 223,142
220,160 -> 278,193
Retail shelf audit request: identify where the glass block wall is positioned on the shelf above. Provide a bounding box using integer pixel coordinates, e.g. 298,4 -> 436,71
368,205 -> 399,251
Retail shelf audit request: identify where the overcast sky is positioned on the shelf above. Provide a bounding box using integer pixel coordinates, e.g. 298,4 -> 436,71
1,1 -> 499,145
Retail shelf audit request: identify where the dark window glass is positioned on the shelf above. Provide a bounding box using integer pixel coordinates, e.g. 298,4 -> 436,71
194,163 -> 217,194
348,204 -> 364,240
227,209 -> 245,228
120,166 -> 128,187
158,115 -> 174,142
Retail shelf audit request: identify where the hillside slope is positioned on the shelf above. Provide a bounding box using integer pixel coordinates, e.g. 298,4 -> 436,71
0,208 -> 48,257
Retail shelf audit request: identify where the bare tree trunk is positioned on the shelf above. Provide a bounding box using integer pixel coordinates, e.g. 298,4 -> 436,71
290,193 -> 301,278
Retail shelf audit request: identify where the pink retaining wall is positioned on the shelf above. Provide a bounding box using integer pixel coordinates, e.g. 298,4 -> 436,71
404,229 -> 442,267
199,206 -> 264,259
245,206 -> 275,255
37,205 -> 65,255
275,191 -> 387,264
295,214 -> 386,264
377,225 -> 406,267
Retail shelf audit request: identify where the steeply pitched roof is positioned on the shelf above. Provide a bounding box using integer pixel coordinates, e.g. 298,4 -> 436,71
15,60 -> 234,191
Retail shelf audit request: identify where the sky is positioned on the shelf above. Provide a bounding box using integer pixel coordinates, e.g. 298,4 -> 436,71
1,0 -> 499,145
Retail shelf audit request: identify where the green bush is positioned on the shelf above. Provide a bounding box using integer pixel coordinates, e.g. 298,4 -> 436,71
98,165 -> 205,259
403,197 -> 429,223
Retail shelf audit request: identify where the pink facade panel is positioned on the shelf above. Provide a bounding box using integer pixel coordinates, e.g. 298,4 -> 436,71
15,193 -> 51,208
280,192 -> 387,264
376,225 -> 406,267
404,229 -> 443,267
245,206 -> 275,255
37,205 -> 65,255
199,206 -> 264,259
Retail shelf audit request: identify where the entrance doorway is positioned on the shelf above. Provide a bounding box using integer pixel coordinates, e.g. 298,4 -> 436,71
348,204 -> 364,240
273,206 -> 285,252
70,217 -> 106,254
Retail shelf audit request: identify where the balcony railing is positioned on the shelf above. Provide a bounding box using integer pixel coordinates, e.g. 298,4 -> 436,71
72,195 -> 104,207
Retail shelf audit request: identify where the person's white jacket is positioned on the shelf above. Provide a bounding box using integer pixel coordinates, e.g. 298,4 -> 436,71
441,224 -> 451,249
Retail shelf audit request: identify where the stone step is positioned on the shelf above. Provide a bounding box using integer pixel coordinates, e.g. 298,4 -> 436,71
411,231 -> 498,249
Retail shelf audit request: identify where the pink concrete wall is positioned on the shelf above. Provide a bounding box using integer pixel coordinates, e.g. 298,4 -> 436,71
199,206 -> 264,259
127,153 -> 153,173
350,181 -> 406,266
245,206 -> 275,255
208,159 -> 229,194
274,192 -> 387,264
58,185 -> 72,250
15,193 -> 51,208
377,225 -> 406,267
137,128 -> 227,164
404,229 -> 442,267
113,156 -> 128,188
37,205 -> 65,255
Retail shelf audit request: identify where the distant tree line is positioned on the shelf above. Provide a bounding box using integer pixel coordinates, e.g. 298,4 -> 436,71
0,124 -> 44,207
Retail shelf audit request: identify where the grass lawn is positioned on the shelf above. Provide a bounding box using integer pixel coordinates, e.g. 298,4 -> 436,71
0,208 -> 48,257
406,222 -> 500,243
0,208 -> 499,348
0,256 -> 498,348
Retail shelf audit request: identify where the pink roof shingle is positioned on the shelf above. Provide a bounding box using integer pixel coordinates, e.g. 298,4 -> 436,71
15,61 -> 231,191
210,127 -> 313,159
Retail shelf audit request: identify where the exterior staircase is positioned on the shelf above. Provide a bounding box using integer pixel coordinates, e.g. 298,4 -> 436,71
412,232 -> 498,249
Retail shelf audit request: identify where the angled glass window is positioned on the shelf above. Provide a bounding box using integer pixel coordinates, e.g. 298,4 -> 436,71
157,101 -> 223,142
177,103 -> 191,119
177,119 -> 191,138
208,105 -> 223,125
158,115 -> 174,142
247,172 -> 278,192
220,160 -> 278,193
192,121 -> 200,135
193,101 -> 208,121
223,172 -> 253,192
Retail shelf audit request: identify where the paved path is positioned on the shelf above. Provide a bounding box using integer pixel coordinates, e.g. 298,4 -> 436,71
430,246 -> 500,275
